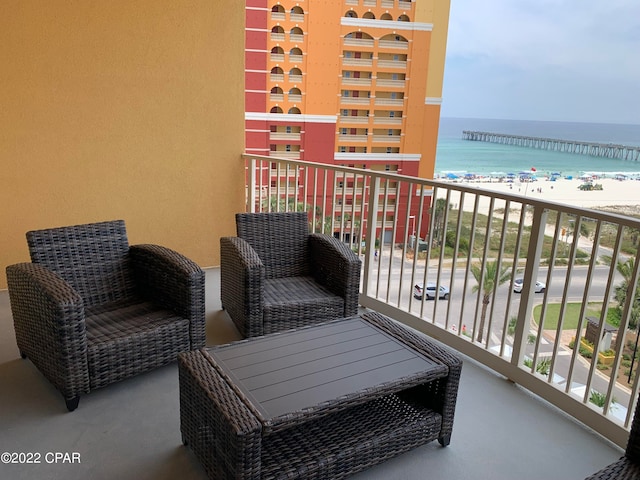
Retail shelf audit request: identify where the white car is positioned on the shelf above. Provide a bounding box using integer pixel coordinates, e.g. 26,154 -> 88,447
414,283 -> 450,300
513,278 -> 546,293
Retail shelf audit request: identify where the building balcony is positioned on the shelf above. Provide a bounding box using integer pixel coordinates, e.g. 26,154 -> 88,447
270,53 -> 285,62
269,93 -> 284,102
363,0 -> 377,6
270,73 -> 284,82
288,74 -> 303,83
290,13 -> 304,22
270,32 -> 285,42
377,59 -> 407,69
289,33 -> 304,43
375,78 -> 406,88
340,97 -> 371,105
270,11 -> 286,21
342,77 -> 373,86
378,40 -> 409,50
343,38 -> 375,48
372,134 -> 402,143
289,54 -> 303,63
269,132 -> 301,141
339,115 -> 370,124
342,57 -> 374,67
374,97 -> 404,106
373,116 -> 403,125
288,94 -> 302,103
339,134 -> 369,143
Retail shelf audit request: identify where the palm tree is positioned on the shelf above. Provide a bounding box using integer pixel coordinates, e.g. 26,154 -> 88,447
602,255 -> 640,330
471,260 -> 512,342
430,198 -> 449,248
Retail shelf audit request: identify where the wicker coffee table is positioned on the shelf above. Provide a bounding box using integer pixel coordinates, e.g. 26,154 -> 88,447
178,311 -> 462,480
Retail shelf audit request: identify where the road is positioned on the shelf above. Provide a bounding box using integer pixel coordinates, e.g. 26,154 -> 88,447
366,247 -> 631,413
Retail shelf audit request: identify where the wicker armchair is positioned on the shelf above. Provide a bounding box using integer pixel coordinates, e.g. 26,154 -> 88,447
220,212 -> 361,338
585,392 -> 640,479
6,220 -> 205,411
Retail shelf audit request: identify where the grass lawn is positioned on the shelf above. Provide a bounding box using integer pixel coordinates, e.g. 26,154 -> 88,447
533,302 -> 603,330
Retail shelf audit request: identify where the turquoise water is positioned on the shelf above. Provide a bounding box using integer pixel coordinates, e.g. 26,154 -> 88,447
435,118 -> 640,178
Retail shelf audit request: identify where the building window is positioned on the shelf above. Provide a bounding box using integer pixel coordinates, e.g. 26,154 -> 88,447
286,126 -> 292,133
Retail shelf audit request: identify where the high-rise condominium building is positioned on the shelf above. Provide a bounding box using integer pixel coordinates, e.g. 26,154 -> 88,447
245,0 -> 451,241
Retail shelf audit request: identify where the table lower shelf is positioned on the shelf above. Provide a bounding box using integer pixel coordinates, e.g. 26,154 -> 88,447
261,391 -> 444,480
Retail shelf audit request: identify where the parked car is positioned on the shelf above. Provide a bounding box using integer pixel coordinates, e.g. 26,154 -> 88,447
513,278 -> 546,293
414,283 -> 450,300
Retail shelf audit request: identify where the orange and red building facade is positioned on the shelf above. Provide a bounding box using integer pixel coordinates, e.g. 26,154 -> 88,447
245,0 -> 450,241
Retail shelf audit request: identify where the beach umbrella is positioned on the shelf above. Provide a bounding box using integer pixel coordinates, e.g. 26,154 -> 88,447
446,173 -> 459,179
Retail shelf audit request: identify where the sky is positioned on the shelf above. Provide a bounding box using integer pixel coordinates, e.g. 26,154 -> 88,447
440,0 -> 640,125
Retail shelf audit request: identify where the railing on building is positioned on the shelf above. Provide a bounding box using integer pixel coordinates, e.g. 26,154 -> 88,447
244,153 -> 640,448
379,40 -> 409,50
289,54 -> 303,63
342,58 -> 374,67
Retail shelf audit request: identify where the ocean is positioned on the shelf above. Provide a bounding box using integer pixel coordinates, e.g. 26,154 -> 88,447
435,118 -> 640,179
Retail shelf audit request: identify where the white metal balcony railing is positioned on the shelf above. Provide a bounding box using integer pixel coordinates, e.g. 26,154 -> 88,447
270,12 -> 285,21
289,74 -> 303,83
289,34 -> 304,43
288,94 -> 302,103
289,54 -> 303,63
290,13 -> 304,22
270,74 -> 284,82
244,153 -> 640,449
270,53 -> 285,62
270,33 -> 285,42
269,93 -> 284,102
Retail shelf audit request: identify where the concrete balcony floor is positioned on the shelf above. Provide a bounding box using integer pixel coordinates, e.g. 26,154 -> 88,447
0,269 -> 624,480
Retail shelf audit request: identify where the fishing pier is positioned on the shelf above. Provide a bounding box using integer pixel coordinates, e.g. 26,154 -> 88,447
462,131 -> 640,161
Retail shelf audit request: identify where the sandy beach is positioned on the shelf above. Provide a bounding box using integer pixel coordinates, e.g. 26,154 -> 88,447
443,177 -> 640,216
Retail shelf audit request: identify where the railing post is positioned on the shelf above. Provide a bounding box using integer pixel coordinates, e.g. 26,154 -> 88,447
511,204 -> 548,367
362,175 -> 381,298
248,156 -> 257,213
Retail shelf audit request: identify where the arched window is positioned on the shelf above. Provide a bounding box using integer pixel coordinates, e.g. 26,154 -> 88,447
271,46 -> 284,54
289,87 -> 301,95
290,47 -> 303,56
271,86 -> 283,94
270,106 -> 283,114
380,13 -> 393,20
398,14 -> 410,22
288,107 -> 301,114
290,6 -> 303,15
271,66 -> 284,75
290,27 -> 304,36
271,26 -> 284,34
289,67 -> 302,76
363,12 -> 375,19
345,10 -> 357,18
271,5 -> 284,13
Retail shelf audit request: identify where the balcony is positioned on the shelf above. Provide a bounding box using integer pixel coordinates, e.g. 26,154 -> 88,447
339,115 -> 370,124
372,134 -> 402,143
1,157 -> 633,480
343,38 -> 375,48
340,96 -> 371,105
373,116 -> 403,125
375,97 -> 404,106
342,57 -> 374,67
342,77 -> 373,86
269,131 -> 301,141
377,59 -> 407,69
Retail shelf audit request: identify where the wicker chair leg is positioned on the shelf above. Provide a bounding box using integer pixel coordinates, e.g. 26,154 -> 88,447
65,396 -> 80,412
438,434 -> 451,447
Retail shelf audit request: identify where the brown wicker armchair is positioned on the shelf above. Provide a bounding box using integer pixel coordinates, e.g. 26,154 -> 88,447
220,212 -> 361,338
6,220 -> 206,411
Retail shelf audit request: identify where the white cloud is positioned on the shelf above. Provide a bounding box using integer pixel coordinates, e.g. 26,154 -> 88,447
442,0 -> 640,123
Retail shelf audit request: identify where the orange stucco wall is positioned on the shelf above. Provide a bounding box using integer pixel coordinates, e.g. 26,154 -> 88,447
0,1 -> 246,289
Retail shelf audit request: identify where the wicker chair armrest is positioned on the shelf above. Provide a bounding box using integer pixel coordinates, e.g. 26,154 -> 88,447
361,311 -> 462,441
309,234 -> 362,316
220,237 -> 265,338
129,244 -> 206,349
6,263 -> 90,399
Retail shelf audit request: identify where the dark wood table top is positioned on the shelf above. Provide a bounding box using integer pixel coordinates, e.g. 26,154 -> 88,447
206,315 -> 447,424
